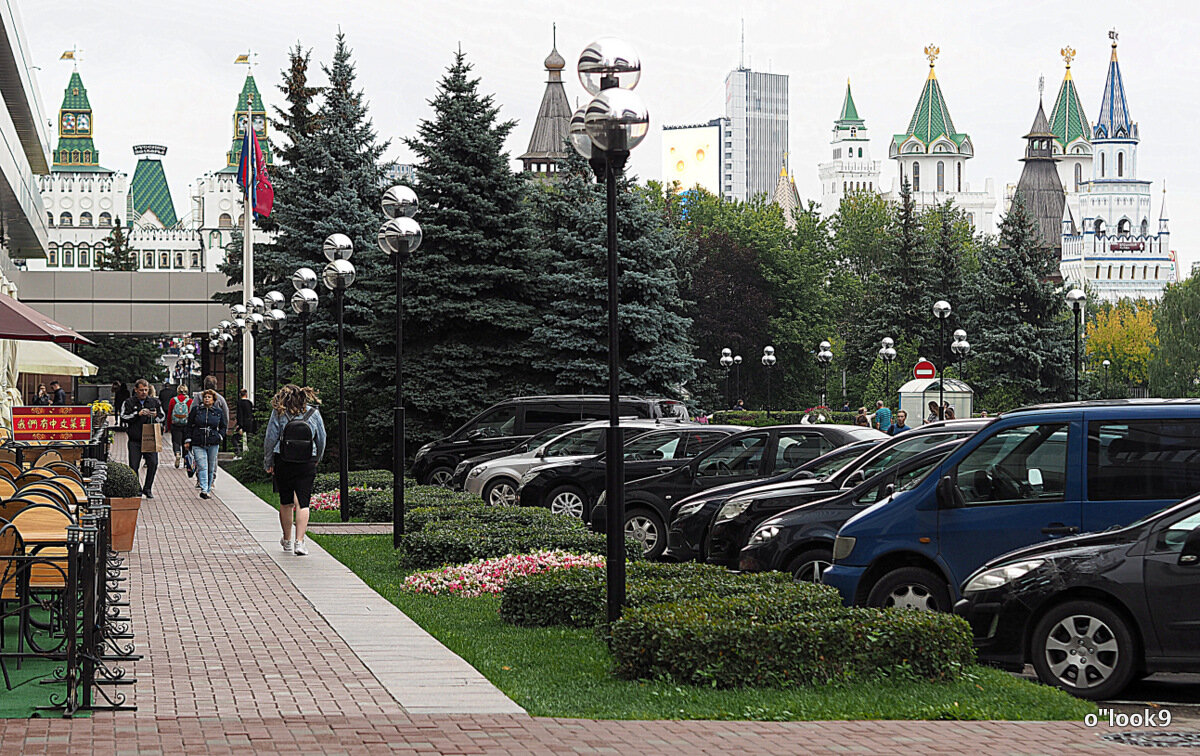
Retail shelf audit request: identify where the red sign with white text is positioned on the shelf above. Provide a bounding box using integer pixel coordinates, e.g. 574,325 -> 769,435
913,360 -> 937,380
12,406 -> 92,441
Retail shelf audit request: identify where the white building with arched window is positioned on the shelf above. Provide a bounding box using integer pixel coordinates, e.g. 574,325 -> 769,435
817,80 -> 881,216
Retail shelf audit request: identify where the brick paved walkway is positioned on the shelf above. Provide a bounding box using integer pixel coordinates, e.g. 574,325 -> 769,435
0,438 -> 1180,753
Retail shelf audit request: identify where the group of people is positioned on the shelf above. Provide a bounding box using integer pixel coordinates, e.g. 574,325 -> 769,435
29,381 -> 68,405
854,399 -> 958,434
116,375 -> 327,557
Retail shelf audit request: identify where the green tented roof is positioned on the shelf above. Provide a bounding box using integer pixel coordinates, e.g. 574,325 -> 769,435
891,69 -> 971,153
129,158 -> 178,227
224,74 -> 273,169
837,81 -> 862,124
50,164 -> 115,174
54,71 -> 101,167
1048,72 -> 1090,148
60,72 -> 91,110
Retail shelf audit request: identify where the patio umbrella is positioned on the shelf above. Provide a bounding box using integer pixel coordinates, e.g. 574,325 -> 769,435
16,341 -> 99,377
0,294 -> 91,344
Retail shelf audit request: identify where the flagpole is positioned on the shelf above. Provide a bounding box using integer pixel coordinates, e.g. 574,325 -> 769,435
242,95 -> 255,409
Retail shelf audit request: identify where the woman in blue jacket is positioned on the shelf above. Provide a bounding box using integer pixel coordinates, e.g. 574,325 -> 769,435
263,384 -> 326,556
185,389 -> 227,499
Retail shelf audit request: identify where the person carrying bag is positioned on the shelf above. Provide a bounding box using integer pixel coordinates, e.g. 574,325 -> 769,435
119,378 -> 164,498
263,384 -> 326,557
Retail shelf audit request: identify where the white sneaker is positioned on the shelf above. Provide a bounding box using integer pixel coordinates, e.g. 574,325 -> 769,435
281,539 -> 293,554
293,539 -> 309,556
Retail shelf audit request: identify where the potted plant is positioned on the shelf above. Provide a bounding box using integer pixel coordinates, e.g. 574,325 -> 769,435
103,461 -> 142,551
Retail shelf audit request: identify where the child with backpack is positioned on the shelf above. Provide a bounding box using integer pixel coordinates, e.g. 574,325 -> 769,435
166,387 -> 193,468
263,384 -> 326,556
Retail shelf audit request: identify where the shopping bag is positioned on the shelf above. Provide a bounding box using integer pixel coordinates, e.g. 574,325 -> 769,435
141,422 -> 163,453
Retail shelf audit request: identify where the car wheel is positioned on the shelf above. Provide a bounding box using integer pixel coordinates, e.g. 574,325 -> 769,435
426,466 -> 454,488
548,485 -> 586,519
482,478 -> 519,507
625,509 -> 666,559
1030,600 -> 1137,700
866,567 -> 951,612
786,547 -> 834,583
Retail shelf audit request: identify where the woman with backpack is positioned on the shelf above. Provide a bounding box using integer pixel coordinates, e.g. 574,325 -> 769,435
263,384 -> 326,556
185,389 -> 227,500
166,386 -> 193,468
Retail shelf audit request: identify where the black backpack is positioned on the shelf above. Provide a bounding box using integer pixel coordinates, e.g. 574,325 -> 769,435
279,408 -> 317,463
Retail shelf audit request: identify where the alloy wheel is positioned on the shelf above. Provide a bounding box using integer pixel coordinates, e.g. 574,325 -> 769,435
1044,615 -> 1120,689
625,515 -> 659,555
884,583 -> 938,611
550,491 -> 585,519
487,482 -> 517,507
428,469 -> 453,488
792,559 -> 833,583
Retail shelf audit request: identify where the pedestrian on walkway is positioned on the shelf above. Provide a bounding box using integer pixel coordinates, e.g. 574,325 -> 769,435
120,379 -> 164,498
166,386 -> 192,468
158,382 -> 175,412
263,384 -> 326,557
49,380 -> 67,406
185,389 -> 227,500
927,400 -> 941,423
872,400 -> 892,432
236,388 -> 256,447
112,381 -> 130,416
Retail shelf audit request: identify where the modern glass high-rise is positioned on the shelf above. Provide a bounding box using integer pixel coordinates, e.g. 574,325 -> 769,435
724,67 -> 788,202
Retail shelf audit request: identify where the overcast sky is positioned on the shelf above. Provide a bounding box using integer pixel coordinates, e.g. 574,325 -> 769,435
19,1 -> 1200,276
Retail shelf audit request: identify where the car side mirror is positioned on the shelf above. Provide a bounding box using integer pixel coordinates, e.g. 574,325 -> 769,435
883,483 -> 896,497
466,429 -> 487,441
795,470 -> 815,480
1181,529 -> 1200,566
845,470 -> 865,487
1028,468 -> 1043,487
936,475 -> 964,509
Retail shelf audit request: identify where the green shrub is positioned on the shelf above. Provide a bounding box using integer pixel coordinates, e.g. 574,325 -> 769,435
102,460 -> 142,498
314,469 -> 409,492
711,410 -> 859,427
400,515 -> 640,570
406,504 -> 567,533
219,426 -> 271,484
500,563 -> 836,628
611,598 -> 974,688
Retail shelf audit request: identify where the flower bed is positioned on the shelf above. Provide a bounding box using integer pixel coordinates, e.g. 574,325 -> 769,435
309,486 -> 385,513
402,550 -> 604,597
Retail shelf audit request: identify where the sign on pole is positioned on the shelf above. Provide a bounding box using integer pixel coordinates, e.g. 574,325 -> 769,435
913,360 -> 937,380
12,406 -> 92,441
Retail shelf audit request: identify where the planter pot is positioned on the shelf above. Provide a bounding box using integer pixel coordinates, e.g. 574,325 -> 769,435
107,496 -> 142,552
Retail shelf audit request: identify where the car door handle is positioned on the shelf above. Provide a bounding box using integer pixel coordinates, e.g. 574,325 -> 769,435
1041,523 -> 1079,536
656,466 -> 673,473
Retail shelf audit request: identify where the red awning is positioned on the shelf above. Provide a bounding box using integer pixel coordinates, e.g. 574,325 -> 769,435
0,295 -> 91,344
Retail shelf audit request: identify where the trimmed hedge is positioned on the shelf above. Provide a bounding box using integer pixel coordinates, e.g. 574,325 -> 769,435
500,562 -> 833,628
314,469 -> 410,492
611,598 -> 975,687
323,485 -> 478,521
102,460 -> 142,498
406,504 -> 567,533
711,410 -> 859,427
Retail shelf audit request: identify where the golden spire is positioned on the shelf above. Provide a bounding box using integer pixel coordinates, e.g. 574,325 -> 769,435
1109,28 -> 1119,61
779,152 -> 789,178
924,44 -> 939,79
1061,46 -> 1075,80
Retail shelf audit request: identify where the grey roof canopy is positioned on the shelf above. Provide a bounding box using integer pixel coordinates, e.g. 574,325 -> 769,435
519,36 -> 572,171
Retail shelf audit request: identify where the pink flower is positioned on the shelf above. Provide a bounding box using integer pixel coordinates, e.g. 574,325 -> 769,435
401,550 -> 605,597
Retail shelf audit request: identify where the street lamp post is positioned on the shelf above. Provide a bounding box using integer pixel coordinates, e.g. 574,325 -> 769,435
378,185 -> 423,546
733,355 -> 742,403
1067,288 -> 1086,401
568,37 -> 649,623
322,234 -> 356,524
880,337 -> 896,409
817,341 -> 833,408
1102,358 -> 1111,397
761,346 -> 776,416
264,291 -> 287,396
291,267 -> 319,387
933,300 -> 952,419
719,348 -> 733,408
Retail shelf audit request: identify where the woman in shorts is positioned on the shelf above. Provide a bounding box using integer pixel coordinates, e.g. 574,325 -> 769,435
263,384 -> 326,556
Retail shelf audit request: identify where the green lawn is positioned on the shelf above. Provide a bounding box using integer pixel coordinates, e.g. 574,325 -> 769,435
310,532 -> 1096,722
241,480 -> 342,522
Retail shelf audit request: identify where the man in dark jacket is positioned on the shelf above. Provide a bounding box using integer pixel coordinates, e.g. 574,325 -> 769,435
49,381 -> 67,405
236,388 -> 255,444
120,378 -> 164,498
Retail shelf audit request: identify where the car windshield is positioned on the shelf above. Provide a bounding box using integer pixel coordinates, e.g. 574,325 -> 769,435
799,443 -> 876,480
522,424 -> 584,452
843,431 -> 974,482
541,428 -> 604,457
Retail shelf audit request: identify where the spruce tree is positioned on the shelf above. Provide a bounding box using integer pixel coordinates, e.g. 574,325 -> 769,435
96,219 -> 138,271
528,149 -> 697,398
962,191 -> 1072,409
393,49 -> 544,442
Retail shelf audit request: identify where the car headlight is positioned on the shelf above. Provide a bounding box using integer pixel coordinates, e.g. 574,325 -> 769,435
676,499 -> 709,518
715,498 -> 752,523
963,560 -> 1045,594
521,470 -> 540,485
748,525 -> 780,545
596,490 -> 606,507
415,442 -> 434,460
832,536 -> 856,561
467,465 -> 487,479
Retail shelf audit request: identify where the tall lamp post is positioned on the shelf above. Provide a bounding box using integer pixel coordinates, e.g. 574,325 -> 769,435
568,36 -> 649,623
733,355 -> 742,403
719,348 -> 733,408
1102,358 -> 1111,397
1067,288 -> 1086,401
762,346 -> 776,416
951,329 -> 970,388
879,337 -> 896,409
264,290 -> 287,396
291,267 -> 319,386
933,300 -> 952,419
322,234 -> 356,524
227,310 -> 247,395
378,184 -> 422,546
817,341 -> 833,407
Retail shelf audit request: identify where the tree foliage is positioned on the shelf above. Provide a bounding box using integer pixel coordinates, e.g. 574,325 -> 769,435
1086,299 -> 1156,394
95,220 -> 138,271
1149,276 -> 1200,397
78,336 -> 165,385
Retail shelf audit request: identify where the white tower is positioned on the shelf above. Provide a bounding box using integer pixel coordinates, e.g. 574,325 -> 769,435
818,80 -> 881,215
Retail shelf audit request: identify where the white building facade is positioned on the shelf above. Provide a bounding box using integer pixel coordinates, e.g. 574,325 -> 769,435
817,80 -> 881,215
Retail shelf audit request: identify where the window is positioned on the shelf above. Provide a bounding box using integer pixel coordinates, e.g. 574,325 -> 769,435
858,431 -> 975,482
98,212 -> 111,227
1118,265 -> 1124,280
82,150 -> 91,162
1089,421 -> 1200,502
59,150 -> 67,163
79,212 -> 92,227
1153,511 -> 1200,554
192,252 -> 200,268
1141,219 -> 1149,236
696,433 -> 767,477
912,162 -> 920,191
59,212 -> 72,227
542,428 -> 604,457
1118,152 -> 1124,177
61,244 -> 74,267
857,458 -> 942,506
1107,265 -> 1112,279
159,252 -> 169,268
144,251 -> 155,268
1074,163 -> 1082,191
71,149 -> 80,162
1118,218 -> 1131,235
1100,152 -> 1106,177
1096,264 -> 1101,278
683,432 -> 729,458
775,433 -> 832,469
47,212 -> 53,227
524,407 -> 587,431
858,147 -> 863,158
175,253 -> 184,268
957,162 -> 962,192
1095,219 -> 1105,234
78,245 -> 90,268
937,161 -> 945,192
1154,265 -> 1160,280
463,405 -> 517,439
955,424 -> 1069,506
47,244 -> 58,266
218,213 -> 233,229
623,432 -> 683,462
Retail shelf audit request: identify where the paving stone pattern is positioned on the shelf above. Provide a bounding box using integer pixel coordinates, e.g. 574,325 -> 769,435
0,440 -> 1168,753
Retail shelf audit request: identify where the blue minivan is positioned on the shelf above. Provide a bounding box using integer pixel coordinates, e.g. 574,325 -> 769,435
824,400 -> 1200,611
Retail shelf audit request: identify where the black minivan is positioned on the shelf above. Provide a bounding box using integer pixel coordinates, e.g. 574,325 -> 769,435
411,395 -> 686,485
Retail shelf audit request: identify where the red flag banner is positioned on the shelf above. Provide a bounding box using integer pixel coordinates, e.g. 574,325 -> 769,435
12,406 -> 92,441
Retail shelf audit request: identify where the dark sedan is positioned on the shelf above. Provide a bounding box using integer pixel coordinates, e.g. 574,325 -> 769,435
448,422 -> 590,490
739,439 -> 964,581
955,495 -> 1200,700
704,420 -> 988,568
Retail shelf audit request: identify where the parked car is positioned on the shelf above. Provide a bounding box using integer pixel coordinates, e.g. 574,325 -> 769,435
464,420 -> 624,506
411,395 -> 687,486
955,494 -> 1200,699
739,440 -> 965,581
518,424 -> 746,555
448,421 -> 590,491
703,420 -> 987,567
663,437 -> 886,563
824,399 -> 1200,613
